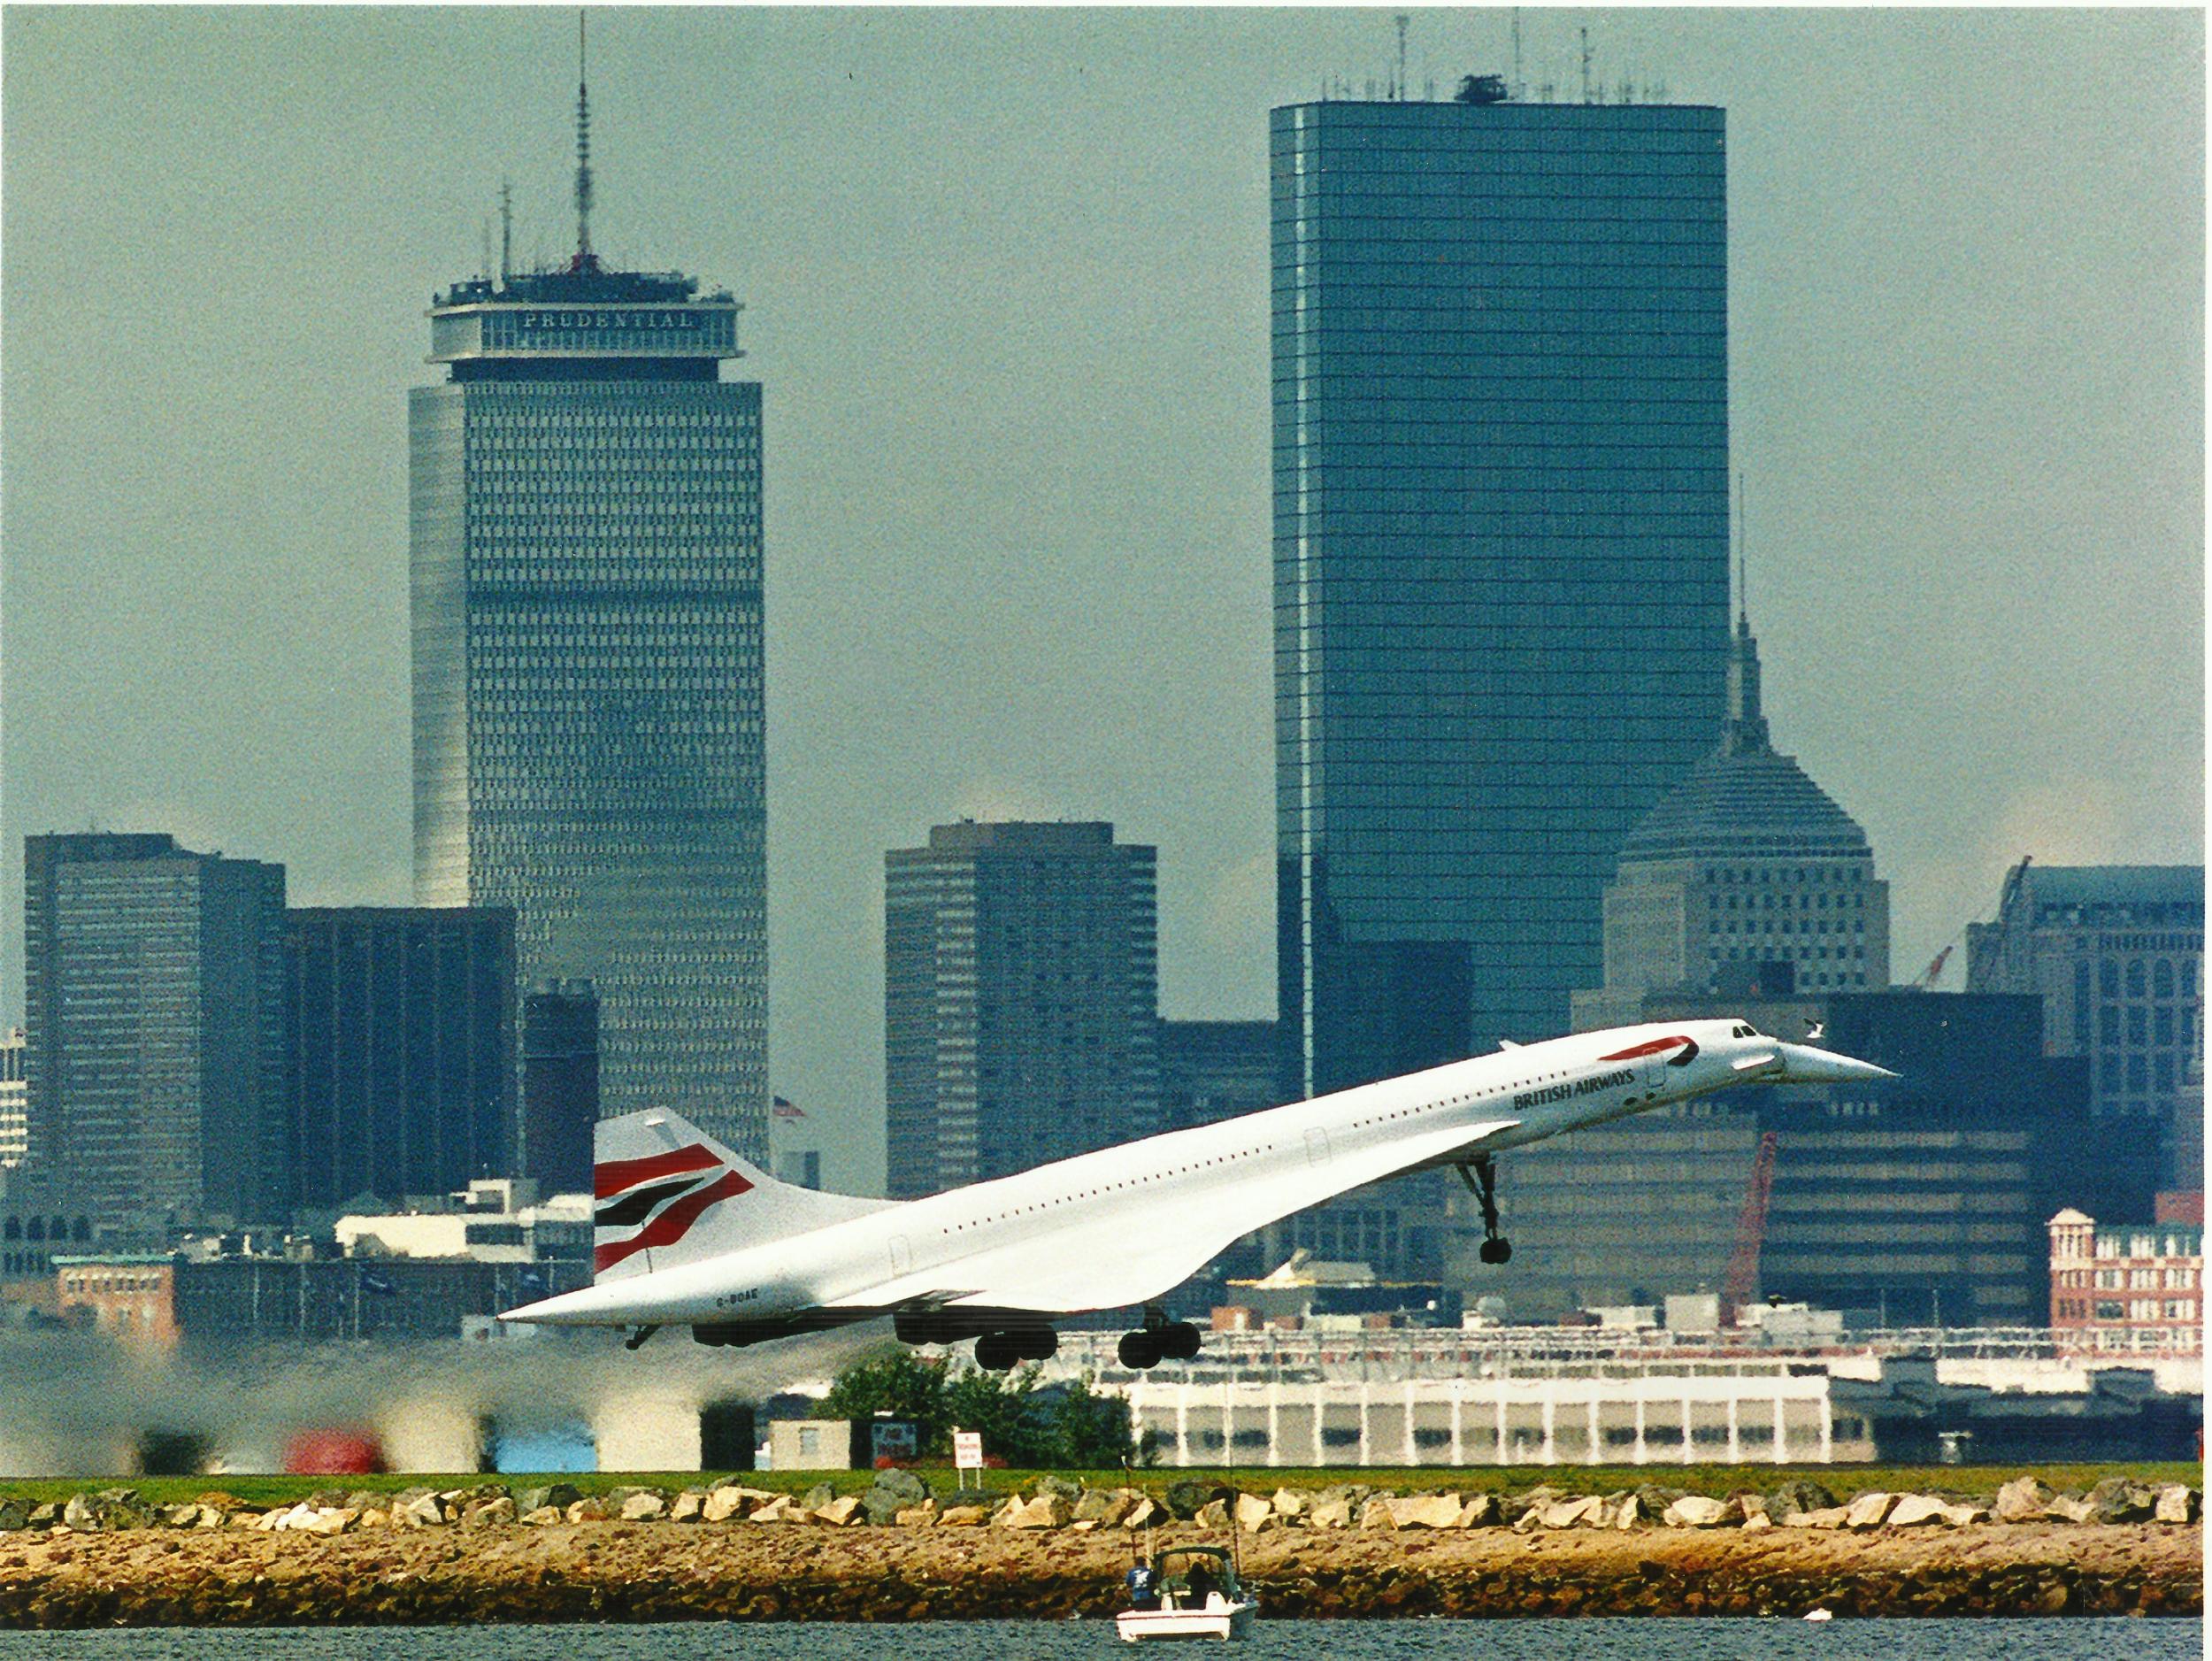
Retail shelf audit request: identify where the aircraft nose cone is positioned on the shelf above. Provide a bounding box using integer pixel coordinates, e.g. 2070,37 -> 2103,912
1774,1042 -> 1896,1084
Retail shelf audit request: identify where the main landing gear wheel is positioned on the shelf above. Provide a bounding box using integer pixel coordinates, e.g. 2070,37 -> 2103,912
1158,1320 -> 1202,1362
1118,1328 -> 1162,1370
1118,1311 -> 1201,1370
976,1326 -> 1057,1370
1456,1154 -> 1512,1265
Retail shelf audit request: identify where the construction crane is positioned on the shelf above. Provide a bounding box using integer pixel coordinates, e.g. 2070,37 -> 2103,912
1916,943 -> 1954,991
1721,1131 -> 1779,1326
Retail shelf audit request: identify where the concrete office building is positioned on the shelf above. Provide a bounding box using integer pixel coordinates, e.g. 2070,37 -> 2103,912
284,907 -> 519,1211
885,822 -> 1158,1199
521,979 -> 599,1197
410,81 -> 766,1156
22,834 -> 288,1234
1967,863 -> 2203,1200
1271,94 -> 1730,1273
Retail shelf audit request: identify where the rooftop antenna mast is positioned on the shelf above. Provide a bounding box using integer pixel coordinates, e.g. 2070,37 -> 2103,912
498,179 -> 513,285
1736,472 -> 1748,625
1511,7 -> 1524,99
572,9 -> 595,270
1579,27 -> 1594,104
1394,13 -> 1409,100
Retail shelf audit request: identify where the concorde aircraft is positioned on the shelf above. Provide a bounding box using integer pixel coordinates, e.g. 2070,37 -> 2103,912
500,1019 -> 1892,1369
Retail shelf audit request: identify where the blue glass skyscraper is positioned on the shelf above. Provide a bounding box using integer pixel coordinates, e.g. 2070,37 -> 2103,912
1272,96 -> 1730,1265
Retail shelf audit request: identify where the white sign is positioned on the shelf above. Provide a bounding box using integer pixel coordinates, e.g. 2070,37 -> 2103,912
953,1430 -> 983,1473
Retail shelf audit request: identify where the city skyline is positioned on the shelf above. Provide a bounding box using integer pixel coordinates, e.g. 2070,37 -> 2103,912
4,9 -> 2201,1192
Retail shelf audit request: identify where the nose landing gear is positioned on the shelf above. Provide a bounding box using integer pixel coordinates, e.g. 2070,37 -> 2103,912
1456,1154 -> 1512,1265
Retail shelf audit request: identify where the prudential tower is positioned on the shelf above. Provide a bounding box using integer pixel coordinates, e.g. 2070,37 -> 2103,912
410,41 -> 766,1156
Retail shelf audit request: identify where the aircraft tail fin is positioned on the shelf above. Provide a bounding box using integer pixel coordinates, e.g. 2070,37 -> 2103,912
592,1110 -> 896,1282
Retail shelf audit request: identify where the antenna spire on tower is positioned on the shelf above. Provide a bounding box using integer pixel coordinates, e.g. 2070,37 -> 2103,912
1736,472 -> 1749,627
499,179 -> 513,285
572,8 -> 595,271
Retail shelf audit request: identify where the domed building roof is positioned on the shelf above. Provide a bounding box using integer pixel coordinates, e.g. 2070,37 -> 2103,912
1617,615 -> 1872,865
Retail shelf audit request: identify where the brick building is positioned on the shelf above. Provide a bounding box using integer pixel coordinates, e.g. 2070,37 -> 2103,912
2047,1206 -> 2202,1357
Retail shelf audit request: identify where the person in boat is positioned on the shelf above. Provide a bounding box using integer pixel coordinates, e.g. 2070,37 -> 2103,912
1184,1560 -> 1217,1608
1125,1553 -> 1161,1611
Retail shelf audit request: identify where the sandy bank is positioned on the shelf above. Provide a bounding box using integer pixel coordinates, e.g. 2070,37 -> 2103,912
0,1520 -> 2195,1626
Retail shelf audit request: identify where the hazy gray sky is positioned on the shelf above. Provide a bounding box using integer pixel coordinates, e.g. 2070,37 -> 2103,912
4,7 -> 2202,1193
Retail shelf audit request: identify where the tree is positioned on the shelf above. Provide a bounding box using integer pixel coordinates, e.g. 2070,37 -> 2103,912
811,1349 -> 1140,1467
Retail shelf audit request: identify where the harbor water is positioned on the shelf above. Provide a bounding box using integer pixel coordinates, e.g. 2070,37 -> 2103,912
0,1621 -> 2197,1660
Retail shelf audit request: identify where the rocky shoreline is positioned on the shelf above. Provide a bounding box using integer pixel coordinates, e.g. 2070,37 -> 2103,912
0,1474 -> 2197,1626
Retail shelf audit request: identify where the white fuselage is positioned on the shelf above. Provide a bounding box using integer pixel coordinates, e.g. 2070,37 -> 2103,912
509,1018 -> 1864,1334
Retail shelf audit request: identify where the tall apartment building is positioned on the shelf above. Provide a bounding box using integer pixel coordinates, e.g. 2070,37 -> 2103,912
1966,863 -> 2203,1198
23,834 -> 288,1234
283,907 -> 519,1210
1271,93 -> 1730,1273
0,1031 -> 25,1170
411,81 -> 767,1155
885,822 -> 1158,1200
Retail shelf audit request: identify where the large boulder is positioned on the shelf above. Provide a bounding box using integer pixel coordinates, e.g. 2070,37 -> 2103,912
703,1485 -> 775,1524
1074,1488 -> 1138,1527
2086,1477 -> 2157,1525
1843,1492 -> 1897,1531
460,1497 -> 515,1528
2043,1493 -> 2094,1524
1387,1492 -> 1466,1530
813,1496 -> 865,1526
872,1467 -> 931,1506
1270,1488 -> 1309,1520
1540,1496 -> 1606,1530
1193,1499 -> 1230,1530
515,1483 -> 583,1517
937,1504 -> 990,1527
1993,1476 -> 2056,1522
1885,1495 -> 1950,1528
1235,1493 -> 1277,1533
1940,1503 -> 1990,1526
1663,1496 -> 1736,1529
1357,1498 -> 1397,1531
895,1502 -> 939,1526
1164,1480 -> 1229,1521
746,1495 -> 799,1523
2154,1485 -> 2200,1525
1306,1497 -> 1355,1532
618,1491 -> 668,1522
1765,1478 -> 1839,1522
403,1492 -> 451,1528
1122,1498 -> 1162,1530
1460,1493 -> 1502,1528
668,1489 -> 709,1524
998,1494 -> 1072,1530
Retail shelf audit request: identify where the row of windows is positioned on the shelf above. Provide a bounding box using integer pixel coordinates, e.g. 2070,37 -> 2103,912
2095,1054 -> 2188,1095
2089,957 -> 2200,1000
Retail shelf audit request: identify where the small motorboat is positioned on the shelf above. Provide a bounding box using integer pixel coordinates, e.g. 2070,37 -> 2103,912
1116,1545 -> 1259,1642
